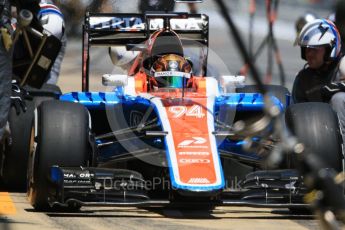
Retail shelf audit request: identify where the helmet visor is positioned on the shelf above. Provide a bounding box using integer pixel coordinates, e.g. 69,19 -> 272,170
154,71 -> 191,88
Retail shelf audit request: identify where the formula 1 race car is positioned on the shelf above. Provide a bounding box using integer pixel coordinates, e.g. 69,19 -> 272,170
26,10 -> 343,211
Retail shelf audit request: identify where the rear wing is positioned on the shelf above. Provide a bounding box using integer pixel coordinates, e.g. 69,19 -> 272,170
82,12 -> 209,91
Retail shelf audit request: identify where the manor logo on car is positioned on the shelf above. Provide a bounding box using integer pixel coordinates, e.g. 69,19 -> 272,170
64,173 -> 76,178
63,173 -> 94,178
79,173 -> 94,178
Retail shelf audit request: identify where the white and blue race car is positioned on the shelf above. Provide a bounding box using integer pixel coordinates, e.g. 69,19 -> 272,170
26,11 -> 343,211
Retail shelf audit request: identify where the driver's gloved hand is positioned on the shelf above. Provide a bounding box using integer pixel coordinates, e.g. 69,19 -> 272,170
321,82 -> 345,101
11,79 -> 32,115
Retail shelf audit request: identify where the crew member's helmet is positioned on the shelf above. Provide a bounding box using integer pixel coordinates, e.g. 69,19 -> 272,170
150,54 -> 192,88
298,18 -> 342,61
38,2 -> 65,39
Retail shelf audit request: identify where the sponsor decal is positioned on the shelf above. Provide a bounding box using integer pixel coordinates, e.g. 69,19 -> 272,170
79,173 -> 93,178
89,17 -> 204,31
149,18 -> 203,31
187,178 -> 210,184
154,71 -> 191,78
178,137 -> 206,147
63,173 -> 94,179
179,159 -> 211,164
178,152 -> 210,156
90,17 -> 145,30
64,173 -> 76,178
170,18 -> 203,31
168,61 -> 179,69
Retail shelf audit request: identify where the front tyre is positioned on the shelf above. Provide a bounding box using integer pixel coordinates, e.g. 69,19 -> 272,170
285,102 -> 343,171
27,100 -> 92,210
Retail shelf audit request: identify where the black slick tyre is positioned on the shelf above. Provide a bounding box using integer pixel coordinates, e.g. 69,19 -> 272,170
1,84 -> 61,190
1,100 -> 35,190
285,102 -> 342,171
27,100 -> 91,210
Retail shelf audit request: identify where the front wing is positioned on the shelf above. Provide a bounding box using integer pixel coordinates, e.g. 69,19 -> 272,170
48,166 -> 308,209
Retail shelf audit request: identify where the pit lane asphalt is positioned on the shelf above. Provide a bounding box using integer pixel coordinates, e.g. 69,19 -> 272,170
1,192 -> 318,230
0,3 -> 329,229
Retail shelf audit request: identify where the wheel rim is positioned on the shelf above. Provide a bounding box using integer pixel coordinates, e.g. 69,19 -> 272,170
27,124 -> 36,200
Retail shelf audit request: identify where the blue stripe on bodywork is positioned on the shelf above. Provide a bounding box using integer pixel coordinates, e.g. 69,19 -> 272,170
215,93 -> 284,112
60,92 -> 123,108
60,92 -> 283,111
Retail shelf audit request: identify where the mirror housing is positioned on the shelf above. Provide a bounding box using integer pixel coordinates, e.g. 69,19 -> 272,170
108,47 -> 139,68
102,74 -> 128,87
221,75 -> 246,92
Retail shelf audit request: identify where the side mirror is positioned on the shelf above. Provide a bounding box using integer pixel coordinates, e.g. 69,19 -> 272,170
108,47 -> 139,68
221,75 -> 246,92
102,74 -> 128,87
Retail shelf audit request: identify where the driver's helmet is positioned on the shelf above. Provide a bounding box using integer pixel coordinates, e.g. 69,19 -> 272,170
150,54 -> 192,88
298,18 -> 342,61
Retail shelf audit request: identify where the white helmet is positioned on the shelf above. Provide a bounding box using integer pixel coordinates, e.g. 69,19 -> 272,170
38,3 -> 65,39
298,18 -> 342,60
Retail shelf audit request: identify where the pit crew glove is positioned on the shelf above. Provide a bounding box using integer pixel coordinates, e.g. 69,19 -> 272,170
0,26 -> 12,51
11,79 -> 32,115
321,82 -> 345,101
